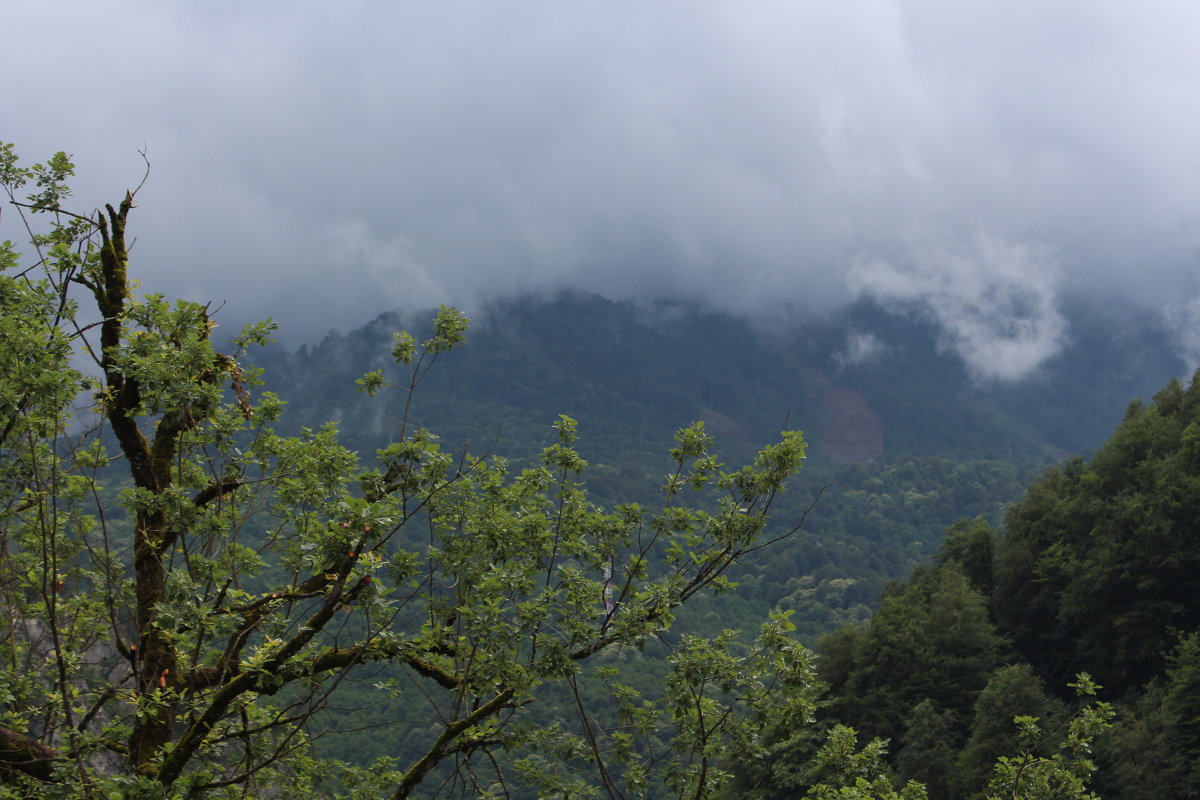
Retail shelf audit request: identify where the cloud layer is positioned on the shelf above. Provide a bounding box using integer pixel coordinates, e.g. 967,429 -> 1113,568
851,235 -> 1067,381
5,1 -> 1200,378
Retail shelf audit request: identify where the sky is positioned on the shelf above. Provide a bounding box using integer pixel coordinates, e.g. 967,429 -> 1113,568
4,1 -> 1200,380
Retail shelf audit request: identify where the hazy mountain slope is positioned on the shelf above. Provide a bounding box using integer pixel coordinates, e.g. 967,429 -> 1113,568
249,291 -> 1186,637
256,291 -> 1184,467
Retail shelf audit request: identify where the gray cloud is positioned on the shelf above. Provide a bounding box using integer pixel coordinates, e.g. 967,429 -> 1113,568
834,332 -> 889,370
5,1 -> 1200,377
1164,298 -> 1200,375
850,234 -> 1067,381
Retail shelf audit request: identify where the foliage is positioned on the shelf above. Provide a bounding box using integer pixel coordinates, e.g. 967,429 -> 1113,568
264,311 -> 1046,646
955,665 -> 1057,798
792,362 -> 1200,800
993,377 -> 1200,689
1098,682 -> 1180,800
0,146 -> 819,798
1163,631 -> 1200,797
4,142 -> 1186,800
983,674 -> 1113,800
893,700 -> 956,800
824,563 -> 1004,746
802,726 -> 928,800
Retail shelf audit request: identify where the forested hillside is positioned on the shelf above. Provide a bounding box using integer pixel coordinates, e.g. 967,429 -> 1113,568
254,291 -> 1185,638
768,376 -> 1200,800
260,292 -> 1184,466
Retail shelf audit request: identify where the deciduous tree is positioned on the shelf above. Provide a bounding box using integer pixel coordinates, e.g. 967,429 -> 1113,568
0,146 -> 815,799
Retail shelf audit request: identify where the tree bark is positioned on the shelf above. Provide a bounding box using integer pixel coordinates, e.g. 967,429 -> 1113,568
0,724 -> 57,784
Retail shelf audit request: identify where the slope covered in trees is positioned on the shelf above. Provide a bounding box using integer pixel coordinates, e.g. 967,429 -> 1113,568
260,292 -> 1184,468
254,291 -> 1184,641
785,376 -> 1200,799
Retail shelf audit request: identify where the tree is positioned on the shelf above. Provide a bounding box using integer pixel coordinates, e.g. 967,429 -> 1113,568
955,664 -> 1055,798
934,517 -> 994,601
830,564 -> 1003,746
993,379 -> 1200,691
894,700 -> 956,800
0,146 -> 816,798
1099,682 -> 1182,800
983,674 -> 1114,800
800,726 -> 928,800
1163,631 -> 1200,798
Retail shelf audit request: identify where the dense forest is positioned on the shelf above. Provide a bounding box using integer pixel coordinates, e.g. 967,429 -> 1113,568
2,146 -> 1197,798
801,377 -> 1200,800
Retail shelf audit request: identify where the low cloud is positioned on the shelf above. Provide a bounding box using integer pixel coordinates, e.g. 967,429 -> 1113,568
834,332 -> 888,369
3,2 -> 1199,373
325,220 -> 453,321
1163,298 -> 1200,376
850,234 -> 1067,381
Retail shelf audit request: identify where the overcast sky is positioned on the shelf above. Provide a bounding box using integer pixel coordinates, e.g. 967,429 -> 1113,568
5,1 -> 1200,379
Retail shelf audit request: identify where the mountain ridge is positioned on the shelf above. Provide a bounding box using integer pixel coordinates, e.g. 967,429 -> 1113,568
254,290 -> 1186,467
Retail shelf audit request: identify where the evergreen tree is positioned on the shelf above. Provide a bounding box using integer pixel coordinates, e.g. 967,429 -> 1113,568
894,699 -> 956,800
1165,631 -> 1200,798
954,664 -> 1055,798
1099,682 -> 1183,800
833,564 -> 1003,745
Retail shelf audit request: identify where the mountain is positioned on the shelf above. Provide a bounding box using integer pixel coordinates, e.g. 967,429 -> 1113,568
257,292 -> 1184,463
248,291 -> 1187,637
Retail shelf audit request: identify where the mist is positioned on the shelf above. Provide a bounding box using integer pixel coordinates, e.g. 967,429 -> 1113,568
5,1 -> 1200,379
